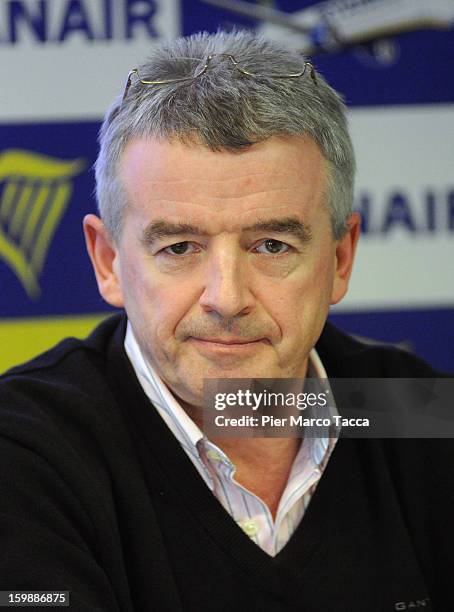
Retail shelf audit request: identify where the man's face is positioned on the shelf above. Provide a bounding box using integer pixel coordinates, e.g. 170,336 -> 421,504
87,135 -> 358,407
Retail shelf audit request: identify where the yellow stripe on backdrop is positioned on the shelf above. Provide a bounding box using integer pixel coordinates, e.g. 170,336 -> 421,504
0,314 -> 110,373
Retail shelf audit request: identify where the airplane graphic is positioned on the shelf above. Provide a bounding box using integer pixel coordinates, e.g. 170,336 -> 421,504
201,0 -> 454,55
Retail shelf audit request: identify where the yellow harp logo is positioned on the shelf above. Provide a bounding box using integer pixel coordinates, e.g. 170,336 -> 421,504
0,149 -> 85,299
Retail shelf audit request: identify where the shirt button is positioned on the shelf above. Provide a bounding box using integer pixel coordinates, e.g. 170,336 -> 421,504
239,519 -> 259,537
207,449 -> 222,462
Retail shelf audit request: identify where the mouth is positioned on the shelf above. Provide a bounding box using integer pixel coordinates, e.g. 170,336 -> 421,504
188,336 -> 268,353
192,337 -> 264,345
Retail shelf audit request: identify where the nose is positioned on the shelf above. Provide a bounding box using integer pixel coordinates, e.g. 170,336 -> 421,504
199,245 -> 255,319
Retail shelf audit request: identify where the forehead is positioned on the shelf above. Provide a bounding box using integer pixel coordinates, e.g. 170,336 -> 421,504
119,134 -> 328,229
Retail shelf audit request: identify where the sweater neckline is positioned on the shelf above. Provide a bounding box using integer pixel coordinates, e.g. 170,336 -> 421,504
106,316 -> 353,597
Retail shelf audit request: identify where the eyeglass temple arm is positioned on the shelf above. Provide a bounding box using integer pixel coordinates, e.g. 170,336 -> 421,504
121,69 -> 139,104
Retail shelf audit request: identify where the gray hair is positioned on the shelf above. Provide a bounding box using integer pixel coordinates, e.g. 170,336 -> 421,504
95,29 -> 355,241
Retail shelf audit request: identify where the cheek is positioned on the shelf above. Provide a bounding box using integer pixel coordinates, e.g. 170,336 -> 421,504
120,257 -> 199,343
117,255 -> 157,331
152,289 -> 192,344
119,257 -> 153,311
312,251 -> 336,301
271,253 -> 335,335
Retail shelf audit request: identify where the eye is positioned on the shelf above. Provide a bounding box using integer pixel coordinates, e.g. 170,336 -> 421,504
162,241 -> 196,256
255,239 -> 291,255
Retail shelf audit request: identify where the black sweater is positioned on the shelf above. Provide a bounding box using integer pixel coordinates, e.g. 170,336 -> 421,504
0,314 -> 452,611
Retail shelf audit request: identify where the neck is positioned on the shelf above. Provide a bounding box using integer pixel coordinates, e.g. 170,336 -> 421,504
183,401 -> 301,519
216,436 -> 302,520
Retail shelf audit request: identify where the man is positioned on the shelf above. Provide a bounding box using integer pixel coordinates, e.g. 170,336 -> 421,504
0,30 -> 451,611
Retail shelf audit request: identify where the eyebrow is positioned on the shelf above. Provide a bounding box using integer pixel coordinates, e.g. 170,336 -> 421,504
245,217 -> 313,244
141,216 -> 312,246
142,221 -> 204,244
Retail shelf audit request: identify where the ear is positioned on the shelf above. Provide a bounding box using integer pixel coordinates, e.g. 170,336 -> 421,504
83,214 -> 125,308
330,212 -> 361,305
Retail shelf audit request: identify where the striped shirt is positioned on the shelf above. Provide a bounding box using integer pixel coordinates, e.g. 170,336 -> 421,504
125,322 -> 339,557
